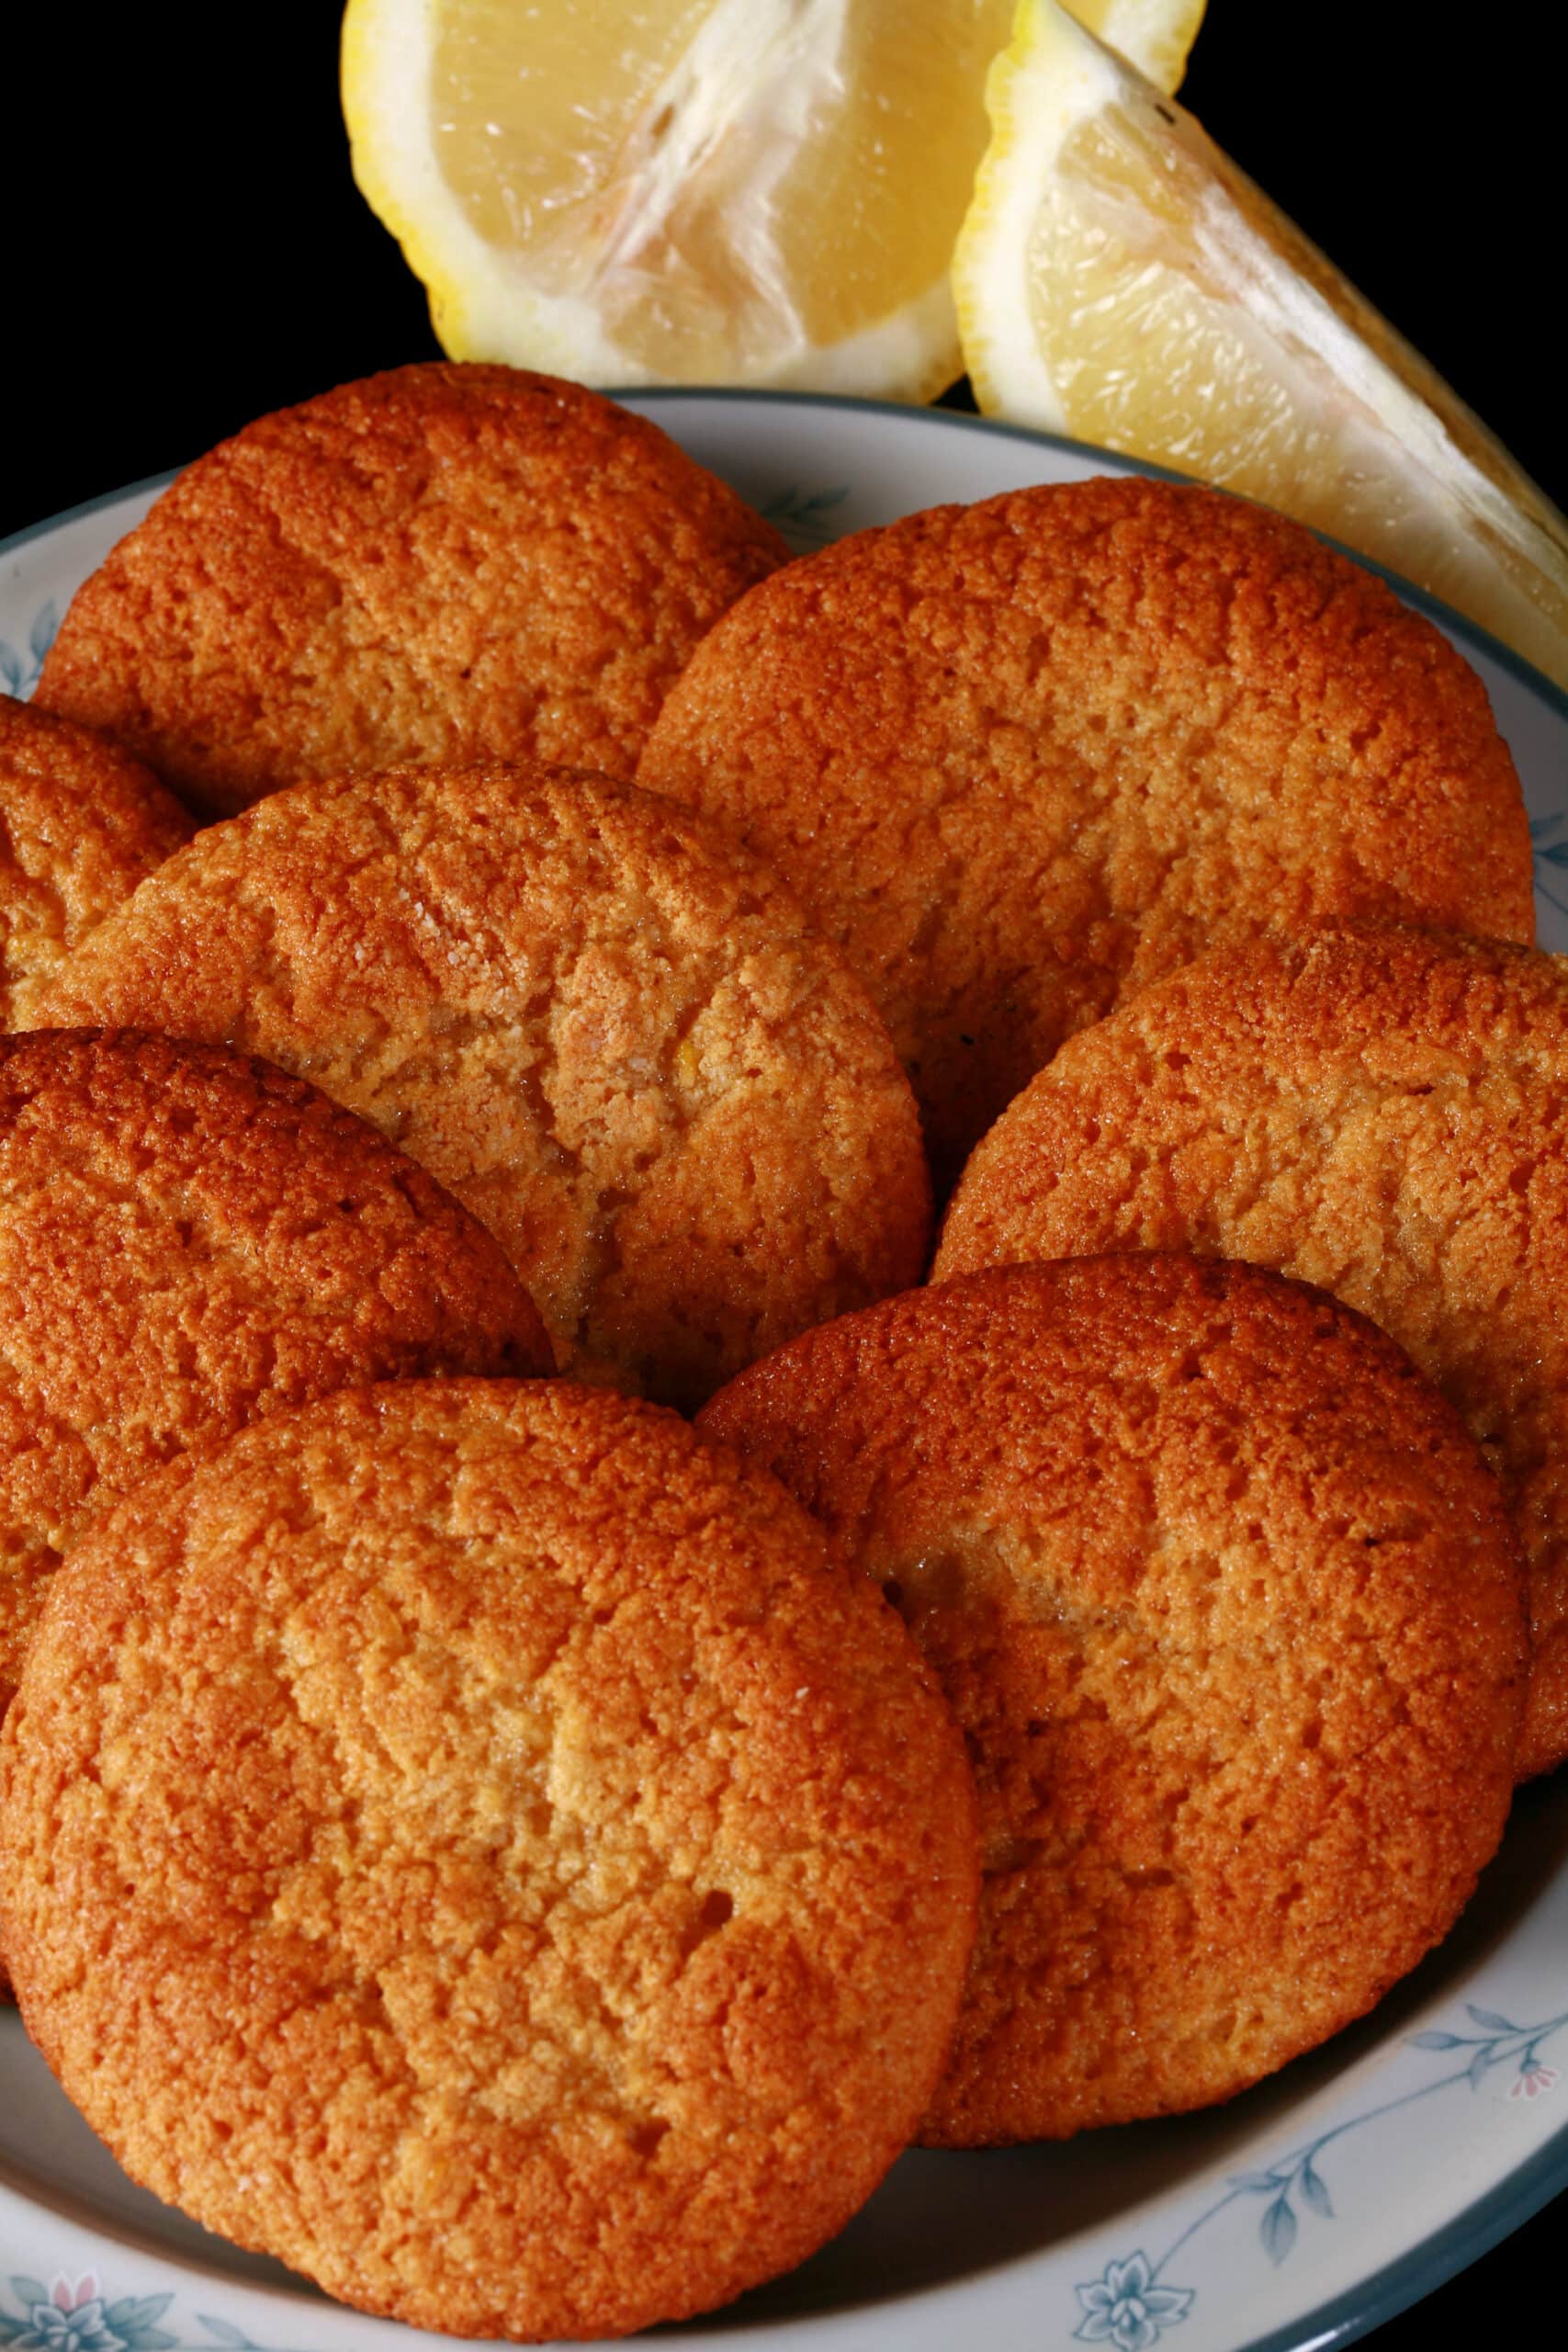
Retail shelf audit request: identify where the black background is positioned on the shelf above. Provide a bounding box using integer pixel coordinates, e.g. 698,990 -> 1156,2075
3,3 -> 1564,532
2,2 -> 1563,2342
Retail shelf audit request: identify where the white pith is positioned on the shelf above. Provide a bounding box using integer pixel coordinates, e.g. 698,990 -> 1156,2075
343,0 -> 964,394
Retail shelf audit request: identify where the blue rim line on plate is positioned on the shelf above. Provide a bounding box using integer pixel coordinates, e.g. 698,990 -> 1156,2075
4,392 -> 1566,2352
1229,2107 -> 1568,2352
0,471 -> 178,560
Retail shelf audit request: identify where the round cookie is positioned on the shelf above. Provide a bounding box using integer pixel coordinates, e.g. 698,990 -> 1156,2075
936,922 -> 1568,1781
0,695 -> 194,1025
0,1379 -> 979,2338
32,762 -> 931,1408
0,1028 -> 551,1710
637,474 -> 1534,1185
34,363 -> 788,817
699,1257 -> 1526,2143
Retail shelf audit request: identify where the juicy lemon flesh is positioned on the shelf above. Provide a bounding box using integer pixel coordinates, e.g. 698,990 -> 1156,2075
428,0 -> 1012,383
358,0 -> 1202,390
1037,104 -> 1568,675
964,6 -> 1568,686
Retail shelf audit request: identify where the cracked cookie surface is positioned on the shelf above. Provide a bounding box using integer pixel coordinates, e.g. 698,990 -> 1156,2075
936,924 -> 1568,1781
0,1379 -> 978,2338
637,476 -> 1533,1186
700,1257 -> 1525,2143
0,695 -> 193,1026
33,363 -> 788,817
0,1029 -> 550,1709
34,762 -> 931,1407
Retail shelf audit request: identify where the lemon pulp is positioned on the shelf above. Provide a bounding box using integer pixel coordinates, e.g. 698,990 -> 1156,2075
346,0 -> 1204,392
956,1 -> 1568,686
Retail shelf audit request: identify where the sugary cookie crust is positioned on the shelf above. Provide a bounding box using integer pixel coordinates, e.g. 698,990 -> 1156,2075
638,476 -> 1533,1183
0,695 -> 193,1025
701,1256 -> 1525,2142
937,923 -> 1568,1779
34,363 -> 788,815
0,1029 -> 550,1705
0,1379 -> 978,2338
33,763 -> 931,1407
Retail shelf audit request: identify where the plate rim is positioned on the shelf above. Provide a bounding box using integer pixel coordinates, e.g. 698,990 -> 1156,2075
0,469 -> 177,560
2,390 -> 1566,2352
1233,2105 -> 1568,2352
6,390 -> 1566,733
631,390 -> 1568,727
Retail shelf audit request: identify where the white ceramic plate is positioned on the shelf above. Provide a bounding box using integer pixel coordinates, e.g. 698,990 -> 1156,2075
3,391 -> 1567,2352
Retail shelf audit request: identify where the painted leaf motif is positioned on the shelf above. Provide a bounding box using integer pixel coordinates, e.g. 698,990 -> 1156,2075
1467,2042 -> 1496,2089
1299,2162 -> 1334,2219
1410,2030 -> 1464,2049
8,2288 -> 48,2315
0,642 -> 22,695
1260,2195 -> 1297,2265
1466,2007 -> 1518,2034
1229,2171 -> 1284,2193
28,599 -> 58,665
192,2323 -> 253,2349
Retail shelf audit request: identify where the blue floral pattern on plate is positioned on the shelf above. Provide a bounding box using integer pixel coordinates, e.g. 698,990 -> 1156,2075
760,483 -> 851,550
1075,2254 -> 1195,2350
1530,809 -> 1568,925
0,2276 -> 283,2352
1070,2003 -> 1568,2339
0,599 -> 57,699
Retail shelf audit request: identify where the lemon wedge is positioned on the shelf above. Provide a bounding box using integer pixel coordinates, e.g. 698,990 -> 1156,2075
1070,0 -> 1207,94
340,0 -> 1202,400
954,0 -> 1568,688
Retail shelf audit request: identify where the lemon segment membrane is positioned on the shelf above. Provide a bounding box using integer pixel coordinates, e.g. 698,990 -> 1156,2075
956,1 -> 1568,689
346,0 -> 1014,395
343,0 -> 1204,400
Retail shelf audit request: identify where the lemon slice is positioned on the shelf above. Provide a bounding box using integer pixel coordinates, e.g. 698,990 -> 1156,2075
341,0 -> 1202,400
1071,0 -> 1207,93
954,0 -> 1568,688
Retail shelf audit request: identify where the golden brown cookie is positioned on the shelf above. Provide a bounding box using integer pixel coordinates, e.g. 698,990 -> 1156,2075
637,475 -> 1533,1185
936,922 -> 1568,1781
34,363 -> 787,817
0,1379 -> 978,2338
700,1257 -> 1526,2143
33,762 -> 931,1408
0,1028 -> 551,1710
0,695 -> 193,1025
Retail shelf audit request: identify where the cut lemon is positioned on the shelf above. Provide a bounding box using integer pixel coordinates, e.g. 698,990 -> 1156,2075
954,0 -> 1568,689
341,0 -> 1203,400
1068,0 -> 1207,95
